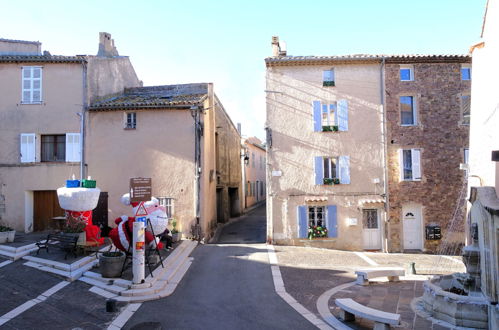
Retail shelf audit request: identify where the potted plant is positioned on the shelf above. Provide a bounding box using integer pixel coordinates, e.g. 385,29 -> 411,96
99,251 -> 126,278
308,225 -> 328,240
0,223 -> 16,243
171,219 -> 181,242
62,215 -> 86,245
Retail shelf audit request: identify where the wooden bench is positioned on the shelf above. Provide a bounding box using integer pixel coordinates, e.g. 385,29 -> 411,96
335,298 -> 400,330
36,233 -> 79,259
355,267 -> 405,285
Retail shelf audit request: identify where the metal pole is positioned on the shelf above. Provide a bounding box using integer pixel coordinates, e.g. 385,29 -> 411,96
80,60 -> 87,181
132,217 -> 146,284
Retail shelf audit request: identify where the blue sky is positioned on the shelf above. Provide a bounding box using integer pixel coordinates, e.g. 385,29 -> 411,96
1,0 -> 486,140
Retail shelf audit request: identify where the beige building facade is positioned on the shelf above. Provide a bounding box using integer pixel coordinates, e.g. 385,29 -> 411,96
265,38 -> 386,250
243,137 -> 266,209
87,83 -> 242,240
0,34 -> 140,232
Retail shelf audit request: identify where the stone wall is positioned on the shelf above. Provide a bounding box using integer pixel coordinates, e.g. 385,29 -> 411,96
385,61 -> 470,252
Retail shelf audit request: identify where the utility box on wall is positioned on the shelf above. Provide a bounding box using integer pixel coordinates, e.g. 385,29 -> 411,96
425,225 -> 442,240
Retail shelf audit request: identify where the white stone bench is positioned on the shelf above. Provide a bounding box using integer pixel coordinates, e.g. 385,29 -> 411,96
355,267 -> 405,285
335,298 -> 401,330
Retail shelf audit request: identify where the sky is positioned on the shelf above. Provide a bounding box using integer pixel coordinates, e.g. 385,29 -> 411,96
1,0 -> 487,141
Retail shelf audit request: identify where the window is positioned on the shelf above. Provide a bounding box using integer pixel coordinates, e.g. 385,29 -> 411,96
65,133 -> 81,162
297,205 -> 337,238
461,65 -> 471,81
22,66 -> 42,104
400,96 -> 416,125
260,181 -> 264,195
461,95 -> 470,125
158,197 -> 174,219
464,148 -> 469,164
400,65 -> 414,81
308,206 -> 326,228
125,112 -> 136,129
313,100 -> 348,132
400,149 -> 421,181
41,135 -> 66,162
363,209 -> 379,229
315,155 -> 350,185
20,133 -> 36,163
323,69 -> 335,87
252,153 -> 255,167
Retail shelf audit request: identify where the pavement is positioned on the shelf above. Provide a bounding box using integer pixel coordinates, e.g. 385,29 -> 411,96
0,204 -> 467,329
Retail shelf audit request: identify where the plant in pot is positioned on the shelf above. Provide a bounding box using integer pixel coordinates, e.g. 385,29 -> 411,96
99,251 -> 126,278
62,215 -> 86,245
171,219 -> 181,242
0,222 -> 16,243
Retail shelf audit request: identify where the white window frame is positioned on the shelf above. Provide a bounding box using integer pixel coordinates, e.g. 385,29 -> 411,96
124,112 -> 136,129
21,66 -> 43,104
321,102 -> 337,127
400,65 -> 414,81
158,197 -> 174,219
399,148 -> 421,181
461,65 -> 471,81
400,95 -> 417,126
464,148 -> 469,164
308,205 -> 327,228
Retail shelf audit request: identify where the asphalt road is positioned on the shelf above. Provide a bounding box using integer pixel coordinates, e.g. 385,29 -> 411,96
124,205 -> 315,330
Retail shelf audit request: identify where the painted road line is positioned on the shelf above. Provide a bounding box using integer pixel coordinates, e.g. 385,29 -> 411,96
266,244 -> 333,330
0,260 -> 13,268
353,251 -> 379,266
0,280 -> 70,326
107,303 -> 142,329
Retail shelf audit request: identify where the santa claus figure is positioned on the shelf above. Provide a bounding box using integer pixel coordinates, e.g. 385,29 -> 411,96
109,194 -> 169,252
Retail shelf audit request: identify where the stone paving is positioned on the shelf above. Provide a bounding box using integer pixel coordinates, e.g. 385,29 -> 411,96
274,245 -> 466,329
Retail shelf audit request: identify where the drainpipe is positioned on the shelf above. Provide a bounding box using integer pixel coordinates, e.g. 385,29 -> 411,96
190,105 -> 202,234
380,57 -> 390,253
80,59 -> 88,181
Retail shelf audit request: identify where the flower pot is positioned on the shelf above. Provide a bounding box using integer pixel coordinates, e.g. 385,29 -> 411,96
99,252 -> 126,278
7,230 -> 15,242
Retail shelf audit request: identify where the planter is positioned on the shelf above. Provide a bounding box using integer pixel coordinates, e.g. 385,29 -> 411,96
0,230 -> 16,243
323,81 -> 335,87
321,125 -> 338,132
99,251 -> 126,278
171,232 -> 181,243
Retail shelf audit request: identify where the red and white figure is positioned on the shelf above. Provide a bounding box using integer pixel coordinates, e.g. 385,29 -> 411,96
109,194 -> 168,252
57,187 -> 104,246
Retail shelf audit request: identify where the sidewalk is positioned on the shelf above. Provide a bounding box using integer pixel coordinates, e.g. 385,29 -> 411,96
273,245 -> 465,329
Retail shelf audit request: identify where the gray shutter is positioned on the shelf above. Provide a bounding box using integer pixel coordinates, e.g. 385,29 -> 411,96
313,101 -> 321,132
297,206 -> 308,238
338,99 -> 348,131
314,156 -> 323,185
326,205 -> 337,237
338,156 -> 350,184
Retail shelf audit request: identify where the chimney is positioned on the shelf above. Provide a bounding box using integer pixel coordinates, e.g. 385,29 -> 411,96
271,36 -> 287,57
97,32 -> 119,57
237,123 -> 242,135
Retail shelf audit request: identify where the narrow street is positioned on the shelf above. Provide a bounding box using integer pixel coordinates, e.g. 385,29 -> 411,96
124,205 -> 315,330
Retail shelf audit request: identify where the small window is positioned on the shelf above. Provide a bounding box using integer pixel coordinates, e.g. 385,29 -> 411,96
461,95 -> 471,125
464,148 -> 469,164
124,112 -> 136,129
321,102 -> 337,131
41,135 -> 66,162
400,96 -> 416,126
400,149 -> 421,181
461,65 -> 471,81
400,65 -> 414,81
158,197 -> 174,219
323,157 -> 338,181
308,206 -> 326,228
315,155 -> 350,185
21,66 -> 42,104
363,209 -> 379,229
323,69 -> 335,87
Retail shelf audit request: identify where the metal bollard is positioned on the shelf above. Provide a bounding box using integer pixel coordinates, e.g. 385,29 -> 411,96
106,298 -> 117,313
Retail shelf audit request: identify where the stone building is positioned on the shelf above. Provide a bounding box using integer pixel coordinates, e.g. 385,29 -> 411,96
385,56 -> 471,252
243,137 -> 266,209
87,83 -> 242,240
0,33 -> 140,232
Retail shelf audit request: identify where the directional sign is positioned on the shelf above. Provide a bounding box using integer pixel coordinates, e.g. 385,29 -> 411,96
130,178 -> 152,203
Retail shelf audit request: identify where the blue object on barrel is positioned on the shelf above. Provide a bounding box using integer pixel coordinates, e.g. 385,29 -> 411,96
66,180 -> 80,188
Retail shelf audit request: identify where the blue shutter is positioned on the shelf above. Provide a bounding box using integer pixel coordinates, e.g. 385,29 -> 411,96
313,101 -> 322,132
327,205 -> 337,238
297,206 -> 308,238
338,99 -> 348,131
339,156 -> 350,184
314,156 -> 323,185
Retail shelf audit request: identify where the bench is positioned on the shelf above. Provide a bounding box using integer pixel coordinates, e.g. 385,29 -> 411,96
335,298 -> 400,330
355,267 -> 405,285
36,233 -> 79,259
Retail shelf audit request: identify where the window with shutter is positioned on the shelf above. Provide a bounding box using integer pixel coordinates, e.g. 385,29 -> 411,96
400,148 -> 421,181
65,133 -> 81,162
20,133 -> 36,163
313,101 -> 322,132
21,67 -> 42,104
41,135 -> 65,162
315,156 -> 349,185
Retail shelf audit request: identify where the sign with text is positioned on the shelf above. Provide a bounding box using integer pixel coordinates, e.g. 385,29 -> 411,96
130,178 -> 152,203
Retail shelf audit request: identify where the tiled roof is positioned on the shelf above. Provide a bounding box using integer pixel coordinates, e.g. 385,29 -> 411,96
0,38 -> 41,45
265,54 -> 471,66
0,55 -> 85,63
89,83 -> 209,111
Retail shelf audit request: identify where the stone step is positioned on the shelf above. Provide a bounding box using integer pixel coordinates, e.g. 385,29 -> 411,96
0,243 -> 37,253
82,271 -> 135,289
23,259 -> 97,281
79,276 -> 127,294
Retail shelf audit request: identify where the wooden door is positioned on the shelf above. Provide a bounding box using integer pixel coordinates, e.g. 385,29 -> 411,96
34,190 -> 65,231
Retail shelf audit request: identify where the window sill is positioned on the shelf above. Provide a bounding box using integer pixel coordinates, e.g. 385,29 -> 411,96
322,81 -> 335,87
323,178 -> 340,185
298,238 -> 336,242
321,125 -> 338,132
20,101 -> 43,105
400,124 -> 418,127
124,127 -> 136,130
